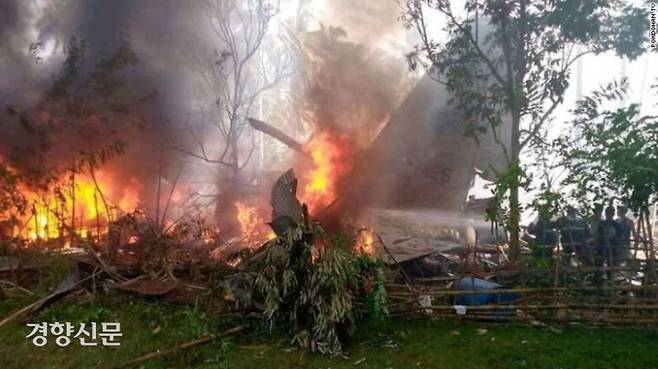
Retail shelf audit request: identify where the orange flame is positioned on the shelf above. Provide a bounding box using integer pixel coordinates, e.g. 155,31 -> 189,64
235,201 -> 274,247
302,130 -> 354,213
235,201 -> 260,239
20,171 -> 140,241
356,228 -> 376,255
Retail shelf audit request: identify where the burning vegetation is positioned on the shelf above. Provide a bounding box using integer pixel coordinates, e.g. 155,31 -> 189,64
18,171 -> 140,242
234,201 -> 274,247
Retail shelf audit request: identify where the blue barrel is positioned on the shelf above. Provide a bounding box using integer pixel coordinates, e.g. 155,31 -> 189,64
453,277 -> 518,306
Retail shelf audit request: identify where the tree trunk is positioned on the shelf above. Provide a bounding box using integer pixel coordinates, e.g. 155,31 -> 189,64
215,138 -> 245,238
508,180 -> 520,260
508,110 -> 522,262
642,207 -> 656,289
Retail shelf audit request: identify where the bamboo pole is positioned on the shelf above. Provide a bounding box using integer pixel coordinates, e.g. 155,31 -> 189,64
391,303 -> 658,312
94,189 -> 101,243
32,204 -> 39,240
385,285 -> 658,296
44,198 -> 50,239
70,159 -> 76,248
412,265 -> 658,284
111,326 -> 244,369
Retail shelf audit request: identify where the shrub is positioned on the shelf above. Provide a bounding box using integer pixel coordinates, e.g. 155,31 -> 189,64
251,223 -> 387,355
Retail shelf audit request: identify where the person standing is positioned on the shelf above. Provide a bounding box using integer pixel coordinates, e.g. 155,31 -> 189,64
585,204 -> 604,267
557,206 -> 587,265
616,205 -> 636,262
600,205 -> 623,278
528,213 -> 557,259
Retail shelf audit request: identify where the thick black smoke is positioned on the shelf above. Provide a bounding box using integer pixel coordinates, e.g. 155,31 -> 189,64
0,0 -> 209,213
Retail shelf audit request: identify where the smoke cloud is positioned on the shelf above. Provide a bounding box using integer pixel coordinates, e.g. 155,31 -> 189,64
0,0 -> 211,215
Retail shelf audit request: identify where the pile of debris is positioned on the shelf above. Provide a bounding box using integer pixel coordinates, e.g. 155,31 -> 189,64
0,168 -> 392,358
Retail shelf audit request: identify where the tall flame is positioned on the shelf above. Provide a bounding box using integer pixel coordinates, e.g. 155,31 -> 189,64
302,130 -> 355,213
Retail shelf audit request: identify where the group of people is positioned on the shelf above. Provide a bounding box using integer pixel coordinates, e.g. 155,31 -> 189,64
527,204 -> 636,267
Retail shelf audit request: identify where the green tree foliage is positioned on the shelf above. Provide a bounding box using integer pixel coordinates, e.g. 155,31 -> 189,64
401,0 -> 648,260
252,224 -> 387,356
556,79 -> 658,280
557,79 -> 658,214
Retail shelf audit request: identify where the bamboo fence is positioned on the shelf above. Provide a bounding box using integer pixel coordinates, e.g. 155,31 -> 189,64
385,240 -> 658,326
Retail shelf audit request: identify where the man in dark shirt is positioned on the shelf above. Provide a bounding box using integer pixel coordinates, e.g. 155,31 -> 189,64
585,205 -> 604,267
528,214 -> 557,259
616,205 -> 635,262
557,206 -> 588,265
599,205 -> 623,269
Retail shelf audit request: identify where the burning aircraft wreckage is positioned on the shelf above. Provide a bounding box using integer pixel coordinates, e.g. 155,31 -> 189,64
0,68 -> 510,296
247,73 -> 511,270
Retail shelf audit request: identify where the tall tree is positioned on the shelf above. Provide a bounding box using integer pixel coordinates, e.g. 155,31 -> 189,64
174,0 -> 289,231
402,0 -> 647,260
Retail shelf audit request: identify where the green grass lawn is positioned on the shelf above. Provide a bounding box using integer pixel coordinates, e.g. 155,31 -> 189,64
1,294 -> 657,369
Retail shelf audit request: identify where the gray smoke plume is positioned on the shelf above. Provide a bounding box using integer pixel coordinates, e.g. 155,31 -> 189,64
0,0 -> 210,215
294,0 -> 414,145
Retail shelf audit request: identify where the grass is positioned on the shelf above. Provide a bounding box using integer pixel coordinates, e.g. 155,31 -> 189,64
1,294 -> 657,369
